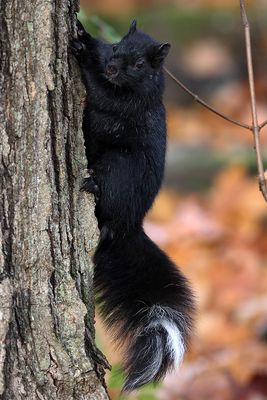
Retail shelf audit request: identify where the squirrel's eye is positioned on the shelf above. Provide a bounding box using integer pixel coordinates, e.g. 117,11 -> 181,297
135,60 -> 144,69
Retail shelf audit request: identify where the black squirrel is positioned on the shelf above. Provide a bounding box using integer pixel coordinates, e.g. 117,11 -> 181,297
71,20 -> 195,391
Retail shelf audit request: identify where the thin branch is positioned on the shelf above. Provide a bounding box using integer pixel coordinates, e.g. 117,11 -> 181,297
259,119 -> 267,130
240,0 -> 267,201
164,3 -> 267,203
164,67 -> 252,131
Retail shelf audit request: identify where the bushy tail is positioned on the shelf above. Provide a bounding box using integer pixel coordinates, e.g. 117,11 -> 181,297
94,228 -> 195,391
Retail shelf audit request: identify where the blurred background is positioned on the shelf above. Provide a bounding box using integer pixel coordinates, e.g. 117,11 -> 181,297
79,1 -> 267,398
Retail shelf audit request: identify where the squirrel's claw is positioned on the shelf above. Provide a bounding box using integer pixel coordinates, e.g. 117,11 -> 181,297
81,177 -> 100,197
70,38 -> 85,56
70,21 -> 95,58
77,20 -> 87,37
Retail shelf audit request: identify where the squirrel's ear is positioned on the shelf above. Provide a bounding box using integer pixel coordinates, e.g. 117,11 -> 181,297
151,42 -> 170,66
126,20 -> 137,36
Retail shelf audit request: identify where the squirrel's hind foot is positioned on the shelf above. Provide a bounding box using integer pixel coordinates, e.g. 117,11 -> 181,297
81,176 -> 100,198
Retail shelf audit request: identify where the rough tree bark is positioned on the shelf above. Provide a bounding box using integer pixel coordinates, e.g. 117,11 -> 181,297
0,1 -> 109,399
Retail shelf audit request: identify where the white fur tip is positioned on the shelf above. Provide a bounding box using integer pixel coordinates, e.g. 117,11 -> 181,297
161,319 -> 185,367
123,305 -> 186,391
147,305 -> 185,368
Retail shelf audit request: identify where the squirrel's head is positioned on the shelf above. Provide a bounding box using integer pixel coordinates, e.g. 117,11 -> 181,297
103,20 -> 170,92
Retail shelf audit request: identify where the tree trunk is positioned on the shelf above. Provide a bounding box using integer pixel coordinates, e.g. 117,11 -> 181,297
0,1 -> 109,399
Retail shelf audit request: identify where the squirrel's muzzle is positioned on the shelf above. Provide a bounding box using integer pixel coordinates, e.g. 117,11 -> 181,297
106,62 -> 119,78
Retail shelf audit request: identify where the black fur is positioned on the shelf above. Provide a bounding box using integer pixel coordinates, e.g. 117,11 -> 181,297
71,20 -> 195,391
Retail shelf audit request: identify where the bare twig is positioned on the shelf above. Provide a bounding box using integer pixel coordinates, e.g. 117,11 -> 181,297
164,2 -> 267,203
240,0 -> 267,201
259,119 -> 267,130
164,67 -> 252,131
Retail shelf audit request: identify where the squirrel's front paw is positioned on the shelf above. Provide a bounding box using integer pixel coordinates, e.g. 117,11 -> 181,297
70,21 -> 93,57
70,38 -> 86,57
76,20 -> 88,39
81,177 -> 100,199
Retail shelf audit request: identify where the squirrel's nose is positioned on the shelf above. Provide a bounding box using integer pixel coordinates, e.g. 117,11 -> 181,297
106,63 -> 118,77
